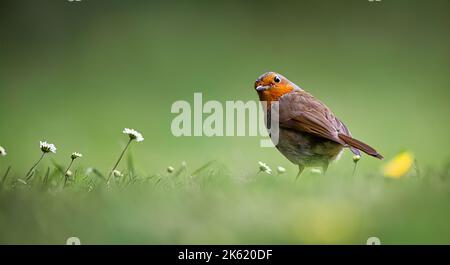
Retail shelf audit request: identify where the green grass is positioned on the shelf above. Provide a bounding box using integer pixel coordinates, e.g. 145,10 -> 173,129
1,159 -> 449,244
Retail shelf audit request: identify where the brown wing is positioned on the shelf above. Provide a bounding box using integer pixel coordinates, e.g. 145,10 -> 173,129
278,91 -> 345,142
332,115 -> 361,156
278,91 -> 361,155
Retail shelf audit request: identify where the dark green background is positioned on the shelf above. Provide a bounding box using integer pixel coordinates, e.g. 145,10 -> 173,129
1,0 -> 449,175
1,0 -> 450,245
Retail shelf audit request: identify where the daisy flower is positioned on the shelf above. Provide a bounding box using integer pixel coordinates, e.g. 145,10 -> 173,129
277,166 -> 286,174
352,155 -> 361,176
258,161 -> 272,174
64,152 -> 83,187
25,141 -> 56,180
40,141 -> 57,154
71,152 -> 83,160
123,128 -> 144,142
113,170 -> 123,177
0,146 -> 6,157
353,155 -> 361,163
107,128 -> 145,185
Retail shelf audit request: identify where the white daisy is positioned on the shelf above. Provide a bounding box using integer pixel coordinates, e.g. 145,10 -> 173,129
107,128 -> 144,184
123,128 -> 144,142
71,152 -> 83,160
258,161 -> 272,174
167,166 -> 175,173
353,155 -> 361,163
65,170 -> 73,177
40,141 -> 57,153
0,146 -> 6,157
277,166 -> 286,174
113,170 -> 123,177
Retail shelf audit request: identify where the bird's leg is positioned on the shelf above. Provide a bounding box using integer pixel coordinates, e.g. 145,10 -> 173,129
322,162 -> 329,176
295,164 -> 305,181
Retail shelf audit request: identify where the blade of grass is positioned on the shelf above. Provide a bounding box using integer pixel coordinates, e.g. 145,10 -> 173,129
43,167 -> 50,185
92,168 -> 106,181
191,160 -> 216,177
1,166 -> 11,187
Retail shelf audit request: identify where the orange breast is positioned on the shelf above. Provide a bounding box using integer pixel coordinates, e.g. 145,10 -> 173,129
258,85 -> 294,104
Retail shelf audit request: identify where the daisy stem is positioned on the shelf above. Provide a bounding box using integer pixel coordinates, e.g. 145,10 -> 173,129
63,159 -> 75,188
107,138 -> 133,184
25,152 -> 46,181
1,166 -> 11,187
352,161 -> 359,177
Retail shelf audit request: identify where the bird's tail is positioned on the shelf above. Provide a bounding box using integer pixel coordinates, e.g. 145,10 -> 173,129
338,134 -> 383,159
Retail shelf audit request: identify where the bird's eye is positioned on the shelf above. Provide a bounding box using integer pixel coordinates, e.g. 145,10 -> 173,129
274,75 -> 281,83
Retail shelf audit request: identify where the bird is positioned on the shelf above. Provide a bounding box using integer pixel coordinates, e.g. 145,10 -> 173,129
254,72 -> 382,178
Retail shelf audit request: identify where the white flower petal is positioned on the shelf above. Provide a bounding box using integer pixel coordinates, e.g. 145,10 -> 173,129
277,166 -> 286,174
0,146 -> 6,157
258,161 -> 272,174
113,170 -> 123,177
71,152 -> 83,159
40,141 -> 57,154
123,128 -> 144,142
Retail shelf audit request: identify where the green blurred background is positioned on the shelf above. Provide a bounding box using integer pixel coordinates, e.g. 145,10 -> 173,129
1,0 -> 449,175
0,0 -> 450,244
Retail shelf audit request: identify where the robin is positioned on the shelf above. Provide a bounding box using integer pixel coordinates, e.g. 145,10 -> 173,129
254,72 -> 382,178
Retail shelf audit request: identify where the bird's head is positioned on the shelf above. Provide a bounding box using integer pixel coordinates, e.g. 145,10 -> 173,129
254,72 -> 301,102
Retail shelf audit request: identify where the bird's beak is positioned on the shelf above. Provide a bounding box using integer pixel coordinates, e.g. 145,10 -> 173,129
255,85 -> 271,91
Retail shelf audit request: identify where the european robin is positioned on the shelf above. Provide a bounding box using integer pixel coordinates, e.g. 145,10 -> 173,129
254,72 -> 382,178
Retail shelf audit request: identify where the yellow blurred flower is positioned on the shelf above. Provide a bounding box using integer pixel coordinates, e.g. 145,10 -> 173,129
383,151 -> 414,179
